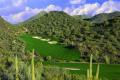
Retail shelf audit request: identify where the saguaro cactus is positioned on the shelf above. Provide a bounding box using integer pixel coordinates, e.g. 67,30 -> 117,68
87,54 -> 93,80
31,49 -> 35,80
87,69 -> 90,80
89,54 -> 93,80
95,64 -> 100,80
87,54 -> 101,80
15,55 -> 19,80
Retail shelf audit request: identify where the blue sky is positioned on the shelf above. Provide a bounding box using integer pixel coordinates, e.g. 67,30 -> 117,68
0,0 -> 120,24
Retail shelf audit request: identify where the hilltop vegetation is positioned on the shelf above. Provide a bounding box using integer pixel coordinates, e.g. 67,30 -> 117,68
0,17 -> 25,55
0,16 -> 87,80
87,11 -> 120,23
0,17 -> 27,79
0,11 -> 120,80
21,11 -> 120,64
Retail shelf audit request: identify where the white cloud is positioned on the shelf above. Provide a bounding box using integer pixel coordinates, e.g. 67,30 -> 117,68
2,4 -> 62,24
65,0 -> 120,16
96,1 -> 120,14
44,5 -> 62,12
71,3 -> 100,16
70,0 -> 86,4
1,1 -> 120,24
64,7 -> 74,14
2,7 -> 43,23
0,0 -> 27,15
12,0 -> 27,7
0,0 -> 27,8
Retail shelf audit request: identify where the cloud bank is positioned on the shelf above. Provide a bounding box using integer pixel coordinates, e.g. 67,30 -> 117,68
1,0 -> 120,24
70,0 -> 86,4
2,4 -> 62,23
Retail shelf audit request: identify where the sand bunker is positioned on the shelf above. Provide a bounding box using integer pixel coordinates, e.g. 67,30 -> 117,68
64,68 -> 80,71
33,36 -> 57,44
33,36 -> 42,39
48,41 -> 58,44
41,39 -> 50,41
33,36 -> 50,41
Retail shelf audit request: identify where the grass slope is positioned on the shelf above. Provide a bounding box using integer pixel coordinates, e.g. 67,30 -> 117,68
20,34 -> 80,61
20,34 -> 120,80
43,62 -> 120,80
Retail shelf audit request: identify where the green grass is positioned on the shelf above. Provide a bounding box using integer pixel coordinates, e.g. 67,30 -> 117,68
20,34 -> 120,80
43,62 -> 120,80
20,34 -> 80,61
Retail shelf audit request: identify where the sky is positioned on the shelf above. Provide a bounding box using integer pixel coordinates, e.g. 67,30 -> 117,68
0,0 -> 120,24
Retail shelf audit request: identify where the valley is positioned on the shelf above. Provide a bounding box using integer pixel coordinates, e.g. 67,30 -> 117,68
20,34 -> 80,61
43,62 -> 120,80
0,11 -> 120,80
20,34 -> 120,80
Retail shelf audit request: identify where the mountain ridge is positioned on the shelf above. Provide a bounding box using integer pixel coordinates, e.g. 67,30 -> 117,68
87,11 -> 120,23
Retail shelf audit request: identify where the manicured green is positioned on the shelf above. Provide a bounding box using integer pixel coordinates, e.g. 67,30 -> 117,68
21,11 -> 120,63
20,34 -> 120,80
43,62 -> 120,80
20,34 -> 80,61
